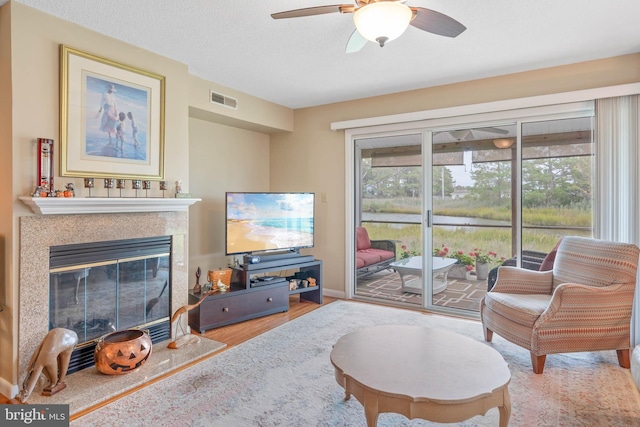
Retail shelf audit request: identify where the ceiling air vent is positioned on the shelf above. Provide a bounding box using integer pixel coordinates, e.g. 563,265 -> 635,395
210,90 -> 238,109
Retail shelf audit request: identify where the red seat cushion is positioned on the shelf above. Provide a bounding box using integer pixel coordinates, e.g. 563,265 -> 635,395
356,227 -> 394,269
357,250 -> 383,267
356,248 -> 395,267
356,227 -> 372,251
370,248 -> 395,261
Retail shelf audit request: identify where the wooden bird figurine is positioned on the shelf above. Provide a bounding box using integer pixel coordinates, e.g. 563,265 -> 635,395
167,289 -> 216,349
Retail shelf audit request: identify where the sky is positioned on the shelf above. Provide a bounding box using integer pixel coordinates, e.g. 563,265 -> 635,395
447,152 -> 474,187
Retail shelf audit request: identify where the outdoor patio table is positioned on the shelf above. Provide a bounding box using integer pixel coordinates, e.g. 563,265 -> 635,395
389,256 -> 457,294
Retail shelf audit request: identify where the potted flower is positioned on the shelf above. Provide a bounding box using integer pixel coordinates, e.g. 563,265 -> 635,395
470,249 -> 498,280
447,250 -> 475,279
433,245 -> 449,258
400,245 -> 421,260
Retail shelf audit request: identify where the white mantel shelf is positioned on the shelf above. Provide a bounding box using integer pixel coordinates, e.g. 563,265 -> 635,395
19,196 -> 201,215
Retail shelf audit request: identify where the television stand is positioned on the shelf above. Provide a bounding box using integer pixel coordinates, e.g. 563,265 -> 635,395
188,257 -> 322,333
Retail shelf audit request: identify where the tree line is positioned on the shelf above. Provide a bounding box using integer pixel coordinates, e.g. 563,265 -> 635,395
361,155 -> 592,209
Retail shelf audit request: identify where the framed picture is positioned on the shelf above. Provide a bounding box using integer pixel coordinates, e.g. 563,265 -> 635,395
60,45 -> 165,179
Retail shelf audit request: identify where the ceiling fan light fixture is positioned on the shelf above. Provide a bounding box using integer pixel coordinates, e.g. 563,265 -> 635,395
450,130 -> 471,141
493,138 -> 515,149
353,2 -> 412,47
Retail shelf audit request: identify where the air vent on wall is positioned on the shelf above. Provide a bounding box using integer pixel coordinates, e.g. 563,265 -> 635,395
210,90 -> 238,109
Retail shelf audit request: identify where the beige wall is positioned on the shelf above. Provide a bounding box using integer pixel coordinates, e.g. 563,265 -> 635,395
2,2 -> 192,394
188,118 -> 270,272
189,75 -> 293,134
10,4 -> 191,204
0,1 -> 14,393
269,53 -> 640,294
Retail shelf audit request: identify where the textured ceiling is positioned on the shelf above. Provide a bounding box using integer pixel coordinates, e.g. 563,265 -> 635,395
7,0 -> 640,109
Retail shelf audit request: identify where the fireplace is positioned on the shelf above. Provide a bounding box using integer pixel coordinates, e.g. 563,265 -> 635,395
49,236 -> 172,373
19,211 -> 191,387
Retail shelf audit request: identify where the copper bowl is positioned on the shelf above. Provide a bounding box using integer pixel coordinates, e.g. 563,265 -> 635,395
94,329 -> 152,375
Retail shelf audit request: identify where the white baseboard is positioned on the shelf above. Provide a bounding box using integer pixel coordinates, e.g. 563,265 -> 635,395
323,289 -> 345,299
0,376 -> 18,400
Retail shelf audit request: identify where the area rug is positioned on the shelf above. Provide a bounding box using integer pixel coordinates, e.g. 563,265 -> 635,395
72,300 -> 640,426
356,270 -> 487,312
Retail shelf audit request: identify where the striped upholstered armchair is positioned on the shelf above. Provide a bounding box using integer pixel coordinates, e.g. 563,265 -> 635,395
480,236 -> 640,374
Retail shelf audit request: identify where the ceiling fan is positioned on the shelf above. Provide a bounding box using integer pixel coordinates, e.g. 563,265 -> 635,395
446,127 -> 510,141
271,0 -> 466,53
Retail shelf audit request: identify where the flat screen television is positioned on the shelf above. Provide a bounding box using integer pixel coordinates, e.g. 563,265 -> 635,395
225,192 -> 315,256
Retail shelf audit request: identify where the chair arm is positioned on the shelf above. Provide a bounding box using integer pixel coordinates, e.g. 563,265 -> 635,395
490,266 -> 553,294
537,282 -> 636,327
370,239 -> 396,253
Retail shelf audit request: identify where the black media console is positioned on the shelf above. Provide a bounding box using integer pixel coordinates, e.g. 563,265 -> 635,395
188,255 -> 323,333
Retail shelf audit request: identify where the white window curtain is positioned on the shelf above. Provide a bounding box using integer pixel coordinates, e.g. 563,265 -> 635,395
595,95 -> 640,346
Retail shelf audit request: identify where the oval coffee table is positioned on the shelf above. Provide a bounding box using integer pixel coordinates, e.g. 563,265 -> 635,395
330,325 -> 511,426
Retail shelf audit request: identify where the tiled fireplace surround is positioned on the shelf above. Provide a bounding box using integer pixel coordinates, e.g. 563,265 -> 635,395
18,211 -> 190,387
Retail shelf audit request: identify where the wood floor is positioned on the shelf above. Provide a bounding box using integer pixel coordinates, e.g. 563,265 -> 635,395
201,294 -> 338,347
0,295 -> 338,405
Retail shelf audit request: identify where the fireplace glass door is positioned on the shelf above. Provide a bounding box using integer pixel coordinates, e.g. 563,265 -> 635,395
49,254 -> 170,344
48,236 -> 172,354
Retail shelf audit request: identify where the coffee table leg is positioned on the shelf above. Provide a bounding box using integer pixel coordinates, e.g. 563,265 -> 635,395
363,390 -> 379,427
498,388 -> 511,427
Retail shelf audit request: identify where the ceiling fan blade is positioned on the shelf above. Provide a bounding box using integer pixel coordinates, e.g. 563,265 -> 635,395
346,29 -> 367,53
271,5 -> 354,19
410,7 -> 466,38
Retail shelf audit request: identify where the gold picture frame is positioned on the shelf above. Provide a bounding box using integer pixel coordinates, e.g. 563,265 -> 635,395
60,45 -> 165,179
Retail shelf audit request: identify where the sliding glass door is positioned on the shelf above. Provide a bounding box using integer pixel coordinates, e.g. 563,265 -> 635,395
520,116 -> 594,255
349,103 -> 594,317
430,125 -> 516,312
354,133 -> 424,306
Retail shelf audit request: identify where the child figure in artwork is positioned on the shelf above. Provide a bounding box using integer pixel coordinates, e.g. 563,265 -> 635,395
127,111 -> 139,147
116,112 -> 127,150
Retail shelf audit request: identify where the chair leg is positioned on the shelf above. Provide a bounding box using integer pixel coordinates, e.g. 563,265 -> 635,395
483,327 -> 493,342
531,353 -> 546,374
617,349 -> 630,368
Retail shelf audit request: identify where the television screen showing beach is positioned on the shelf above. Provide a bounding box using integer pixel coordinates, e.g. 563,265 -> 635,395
226,193 -> 315,255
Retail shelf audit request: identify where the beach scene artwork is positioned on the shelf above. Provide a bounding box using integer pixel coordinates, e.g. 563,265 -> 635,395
226,193 -> 314,254
82,74 -> 149,163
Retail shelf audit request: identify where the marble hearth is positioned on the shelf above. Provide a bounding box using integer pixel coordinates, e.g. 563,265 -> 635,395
18,210 -> 191,392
